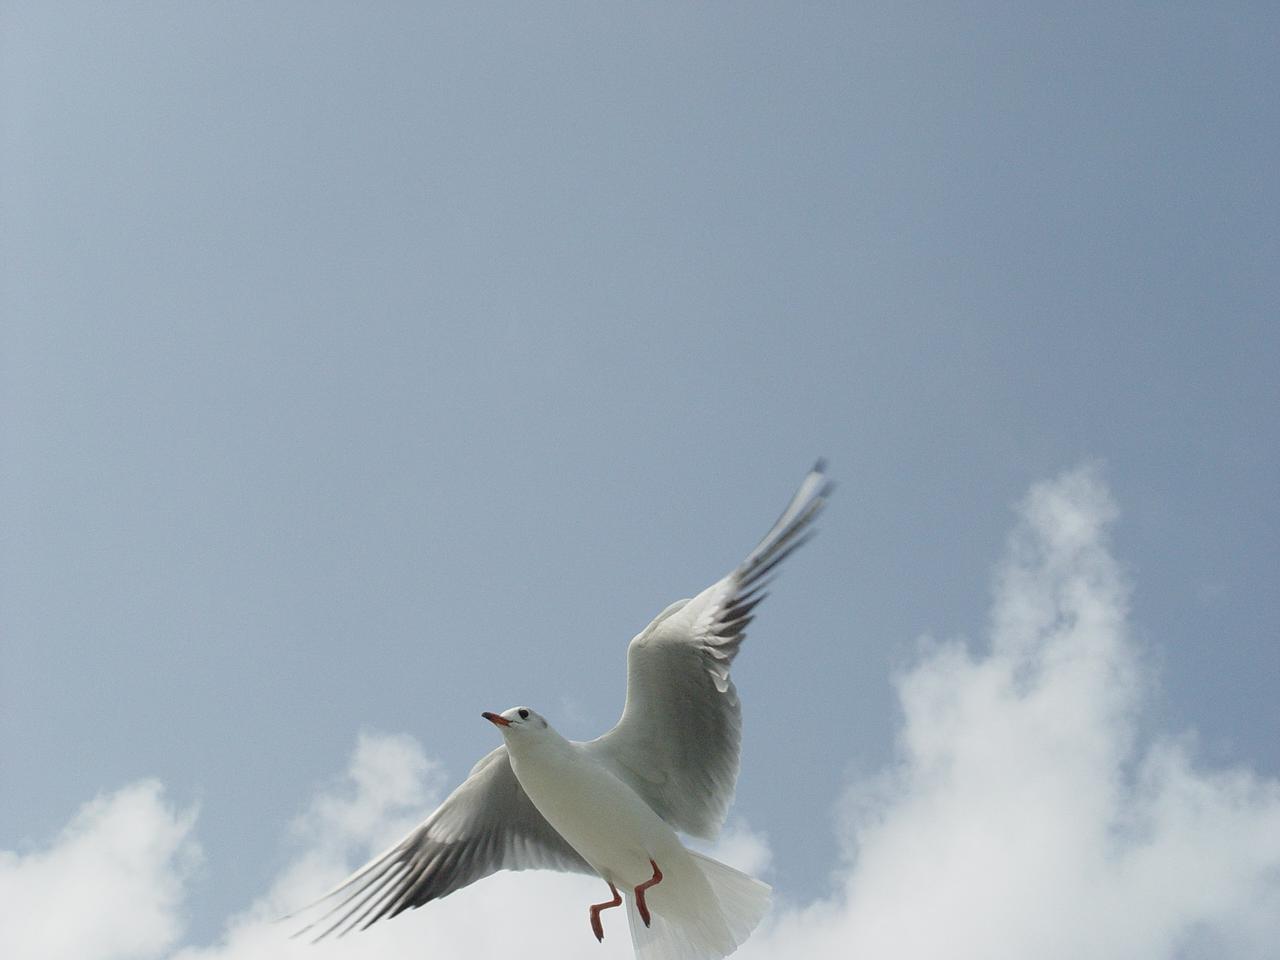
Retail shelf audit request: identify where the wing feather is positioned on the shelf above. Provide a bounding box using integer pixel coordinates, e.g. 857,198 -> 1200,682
583,462 -> 832,838
291,744 -> 592,940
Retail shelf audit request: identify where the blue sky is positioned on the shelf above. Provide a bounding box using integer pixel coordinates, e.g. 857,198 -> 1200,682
3,4 -> 1278,958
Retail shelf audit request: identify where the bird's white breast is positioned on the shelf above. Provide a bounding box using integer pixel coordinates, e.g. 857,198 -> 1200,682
506,734 -> 685,889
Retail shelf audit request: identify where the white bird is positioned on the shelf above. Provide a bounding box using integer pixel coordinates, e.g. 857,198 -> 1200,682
293,463 -> 832,959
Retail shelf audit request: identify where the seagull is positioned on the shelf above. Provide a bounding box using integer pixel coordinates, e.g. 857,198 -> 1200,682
293,463 -> 832,958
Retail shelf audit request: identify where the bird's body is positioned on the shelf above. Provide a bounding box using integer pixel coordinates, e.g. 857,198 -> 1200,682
504,718 -> 682,890
291,463 -> 832,959
497,708 -> 771,959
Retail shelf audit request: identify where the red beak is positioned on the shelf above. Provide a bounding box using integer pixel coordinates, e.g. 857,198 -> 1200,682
482,711 -> 511,727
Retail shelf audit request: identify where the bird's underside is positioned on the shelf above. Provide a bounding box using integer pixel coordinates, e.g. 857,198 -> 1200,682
289,462 -> 831,954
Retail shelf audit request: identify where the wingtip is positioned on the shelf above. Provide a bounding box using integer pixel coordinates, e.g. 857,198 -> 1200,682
807,460 -> 835,502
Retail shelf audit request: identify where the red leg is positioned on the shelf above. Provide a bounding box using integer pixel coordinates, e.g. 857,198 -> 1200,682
634,859 -> 664,928
589,882 -> 622,943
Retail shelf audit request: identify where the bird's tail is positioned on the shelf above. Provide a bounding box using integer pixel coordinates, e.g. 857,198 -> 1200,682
625,851 -> 771,960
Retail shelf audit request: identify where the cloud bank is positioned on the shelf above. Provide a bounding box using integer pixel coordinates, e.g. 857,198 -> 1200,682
741,467 -> 1280,959
5,468 -> 1279,959
0,781 -> 198,960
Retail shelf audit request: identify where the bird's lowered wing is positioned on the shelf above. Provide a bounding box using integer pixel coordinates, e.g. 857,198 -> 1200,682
583,462 -> 831,839
293,744 -> 592,940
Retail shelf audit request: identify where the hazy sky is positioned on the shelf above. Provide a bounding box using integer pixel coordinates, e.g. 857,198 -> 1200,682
3,3 -> 1278,958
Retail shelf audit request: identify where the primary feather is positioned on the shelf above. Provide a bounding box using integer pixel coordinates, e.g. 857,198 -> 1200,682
584,461 -> 832,838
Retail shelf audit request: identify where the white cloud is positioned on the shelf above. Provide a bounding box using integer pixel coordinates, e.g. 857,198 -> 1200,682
6,467 -> 1280,959
738,466 -> 1280,960
0,780 -> 198,960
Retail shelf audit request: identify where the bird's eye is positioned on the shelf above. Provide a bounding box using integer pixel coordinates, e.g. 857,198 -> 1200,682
518,708 -> 530,720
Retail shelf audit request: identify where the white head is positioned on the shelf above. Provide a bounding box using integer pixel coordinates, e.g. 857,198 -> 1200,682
482,705 -> 550,736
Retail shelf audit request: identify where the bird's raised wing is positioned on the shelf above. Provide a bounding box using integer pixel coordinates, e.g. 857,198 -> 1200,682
583,462 -> 831,839
293,745 -> 592,941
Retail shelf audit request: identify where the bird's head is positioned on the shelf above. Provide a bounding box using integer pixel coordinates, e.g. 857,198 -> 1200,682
482,705 -> 549,735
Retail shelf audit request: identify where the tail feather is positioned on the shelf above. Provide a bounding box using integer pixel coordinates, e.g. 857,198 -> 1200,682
625,852 -> 771,960
689,851 -> 772,947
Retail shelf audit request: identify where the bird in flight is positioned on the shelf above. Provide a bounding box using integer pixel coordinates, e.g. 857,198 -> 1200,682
292,463 -> 832,959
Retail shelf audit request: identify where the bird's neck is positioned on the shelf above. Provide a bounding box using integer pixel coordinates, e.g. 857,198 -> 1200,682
506,729 -> 575,768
